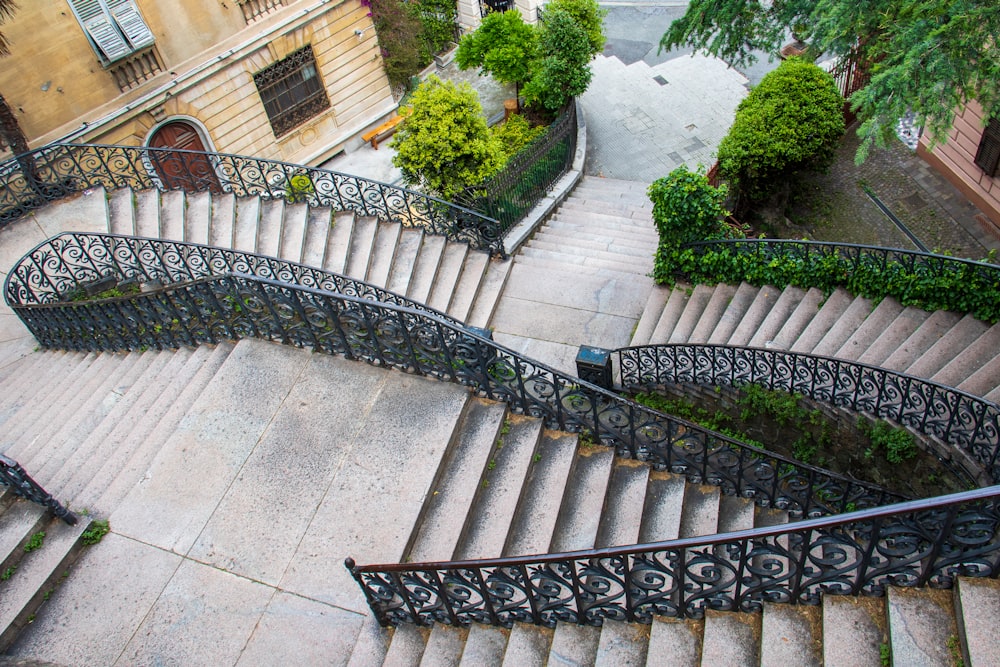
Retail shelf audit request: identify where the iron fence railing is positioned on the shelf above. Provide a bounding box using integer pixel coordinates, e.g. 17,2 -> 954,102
455,104 -> 577,233
5,235 -> 902,522
677,239 -> 1000,324
347,484 -> 1000,626
0,455 -> 77,525
0,143 -> 504,256
616,344 -> 1000,486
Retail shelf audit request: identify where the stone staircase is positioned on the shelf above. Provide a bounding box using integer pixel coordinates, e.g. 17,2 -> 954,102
1,183 -> 999,665
628,280 -> 1000,403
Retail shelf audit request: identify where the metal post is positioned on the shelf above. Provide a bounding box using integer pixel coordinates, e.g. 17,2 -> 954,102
576,345 -> 612,389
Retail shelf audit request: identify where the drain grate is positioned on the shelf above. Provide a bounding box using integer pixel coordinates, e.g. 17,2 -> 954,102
652,75 -> 668,86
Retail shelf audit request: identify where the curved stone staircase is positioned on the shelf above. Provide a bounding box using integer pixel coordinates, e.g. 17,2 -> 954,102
1,182 -> 998,666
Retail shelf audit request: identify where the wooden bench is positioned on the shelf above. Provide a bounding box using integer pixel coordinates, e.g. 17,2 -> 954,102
361,114 -> 405,150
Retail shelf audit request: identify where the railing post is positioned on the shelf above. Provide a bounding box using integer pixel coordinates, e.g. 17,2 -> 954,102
0,455 -> 77,525
576,345 -> 612,390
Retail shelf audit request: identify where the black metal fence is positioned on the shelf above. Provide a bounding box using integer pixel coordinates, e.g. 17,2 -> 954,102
616,344 -> 1000,485
6,234 -> 901,522
677,239 -> 1000,324
348,484 -> 1000,626
0,143 -> 505,255
0,455 -> 77,525
455,104 -> 577,233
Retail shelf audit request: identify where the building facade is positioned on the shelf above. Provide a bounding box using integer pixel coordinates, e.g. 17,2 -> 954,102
0,0 -> 397,166
918,100 -> 1000,230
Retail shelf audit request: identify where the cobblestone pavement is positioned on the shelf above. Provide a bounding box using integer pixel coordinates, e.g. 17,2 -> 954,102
784,130 -> 999,260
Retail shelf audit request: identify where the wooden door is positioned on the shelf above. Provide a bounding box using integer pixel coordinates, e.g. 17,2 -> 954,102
148,122 -> 221,192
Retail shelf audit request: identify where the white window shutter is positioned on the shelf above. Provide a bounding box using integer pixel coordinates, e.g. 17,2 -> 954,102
107,0 -> 155,49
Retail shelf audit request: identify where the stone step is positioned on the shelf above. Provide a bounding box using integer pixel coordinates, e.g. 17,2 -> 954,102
822,596 -> 887,667
958,351 -> 1000,398
427,242 -> 469,314
464,257 -> 512,329
700,610 -> 760,666
531,228 -> 655,258
887,586 -> 959,666
549,444 -> 616,552
789,288 -> 855,354
0,514 -> 92,652
323,211 -> 356,275
707,282 -> 760,345
880,309 -> 963,374
594,459 -> 650,548
747,286 -> 807,349
232,197 -> 260,253
386,228 -> 424,297
545,216 -> 660,244
524,238 -> 654,273
447,250 -> 490,323
955,576 -> 1000,667
345,216 -> 378,280
278,202 -> 309,264
184,191 -> 212,245
668,284 -> 714,344
931,323 -> 1000,390
549,623 -> 601,666
905,314 -> 989,379
550,206 -> 657,234
0,500 -> 49,583
646,617 -> 702,666
638,471 -> 686,543
558,198 -> 655,221
514,253 -> 646,284
254,198 -> 283,258
857,306 -> 931,367
810,294 -> 875,357
453,415 -> 543,560
459,624 -> 508,666
209,192 -> 237,249
405,398 -> 508,563
595,620 -> 649,666
365,221 -> 401,289
502,625 -> 553,666
135,188 -> 160,238
768,287 -> 825,351
107,188 -> 136,235
159,190 -> 185,241
569,185 -> 652,209
727,285 -> 783,347
630,287 -> 671,347
648,286 -> 694,344
689,283 -> 737,343
301,207 -> 332,269
406,235 -> 447,305
833,298 -> 905,362
421,625 -> 467,665
760,604 -> 822,667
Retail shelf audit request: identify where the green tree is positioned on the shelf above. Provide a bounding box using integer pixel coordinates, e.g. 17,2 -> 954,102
543,0 -> 606,58
455,10 -> 537,106
416,0 -> 457,57
391,76 -> 503,199
716,58 -> 845,203
369,0 -> 427,87
523,7 -> 593,113
660,0 -> 1000,161
647,166 -> 732,283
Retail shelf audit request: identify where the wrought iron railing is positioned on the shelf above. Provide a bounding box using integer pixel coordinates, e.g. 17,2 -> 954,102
455,104 -> 577,232
616,343 -> 1000,486
0,455 -> 77,525
0,143 -> 504,256
5,235 -> 901,521
347,484 -> 1000,626
677,239 -> 1000,324
4,233 -> 463,329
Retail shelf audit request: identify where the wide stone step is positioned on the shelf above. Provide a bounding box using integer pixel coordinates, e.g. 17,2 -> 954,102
278,202 -> 309,264
254,198 -> 284,258
518,245 -> 651,276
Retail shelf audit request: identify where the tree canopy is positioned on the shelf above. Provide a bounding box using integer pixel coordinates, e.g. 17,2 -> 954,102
660,0 -> 1000,161
717,57 -> 845,201
455,10 -> 537,98
523,7 -> 593,112
390,76 -> 503,199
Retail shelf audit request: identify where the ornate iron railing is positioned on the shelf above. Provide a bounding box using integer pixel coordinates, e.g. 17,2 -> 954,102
4,233 -> 463,329
347,484 -> 1000,626
0,143 -> 505,256
677,239 -> 1000,324
0,455 -> 77,525
616,344 -> 1000,486
5,235 -> 901,521
455,104 -> 577,232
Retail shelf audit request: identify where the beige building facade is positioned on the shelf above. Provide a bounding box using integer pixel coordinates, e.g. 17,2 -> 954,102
0,0 -> 397,167
919,100 -> 1000,229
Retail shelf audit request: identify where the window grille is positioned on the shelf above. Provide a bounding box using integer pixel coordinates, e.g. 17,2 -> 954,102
67,0 -> 155,65
253,46 -> 331,138
237,0 -> 285,24
479,0 -> 514,17
974,117 -> 1000,177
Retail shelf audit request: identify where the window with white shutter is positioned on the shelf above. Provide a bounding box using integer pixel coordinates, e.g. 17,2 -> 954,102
974,117 -> 1000,178
67,0 -> 155,64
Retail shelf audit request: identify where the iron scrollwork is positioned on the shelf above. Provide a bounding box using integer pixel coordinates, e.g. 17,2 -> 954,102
0,455 -> 77,525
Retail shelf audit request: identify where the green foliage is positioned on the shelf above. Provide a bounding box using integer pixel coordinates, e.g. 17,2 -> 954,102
81,520 -> 110,546
1,566 -> 14,581
544,0 -> 606,57
24,531 -> 45,553
391,76 -> 503,199
859,418 -> 918,465
523,7 -> 593,112
416,0 -> 457,57
660,0 -> 1000,162
647,166 -> 733,284
717,58 -> 845,202
370,0 -> 428,87
491,113 -> 546,160
739,384 -> 802,427
666,243 -> 1000,323
456,10 -> 537,91
286,172 -> 315,203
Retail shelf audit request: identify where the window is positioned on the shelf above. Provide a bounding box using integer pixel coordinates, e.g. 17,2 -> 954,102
974,117 -> 1000,177
253,46 -> 331,138
67,0 -> 155,65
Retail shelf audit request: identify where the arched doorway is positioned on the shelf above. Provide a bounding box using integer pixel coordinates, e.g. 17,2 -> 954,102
147,121 -> 221,192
